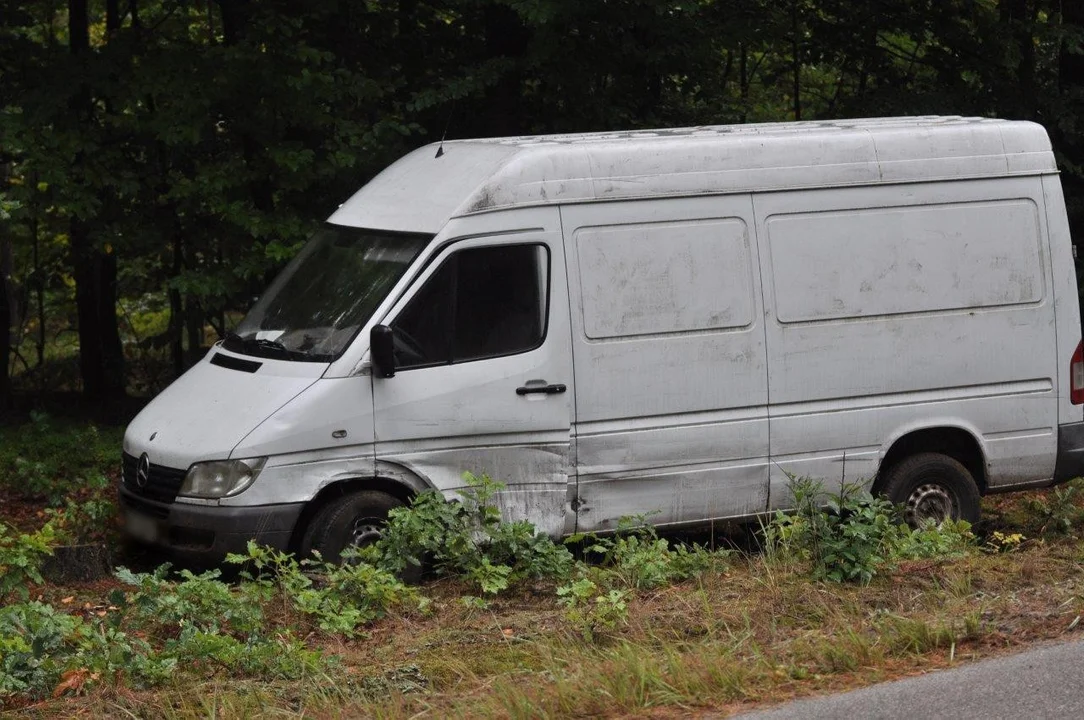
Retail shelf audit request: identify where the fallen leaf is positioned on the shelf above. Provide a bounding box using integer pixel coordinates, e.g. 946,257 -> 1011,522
53,669 -> 90,697
61,596 -> 74,604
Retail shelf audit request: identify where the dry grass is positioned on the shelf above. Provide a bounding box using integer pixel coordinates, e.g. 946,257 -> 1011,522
8,488 -> 1084,719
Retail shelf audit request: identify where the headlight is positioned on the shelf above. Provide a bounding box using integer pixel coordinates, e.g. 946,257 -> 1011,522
179,457 -> 266,499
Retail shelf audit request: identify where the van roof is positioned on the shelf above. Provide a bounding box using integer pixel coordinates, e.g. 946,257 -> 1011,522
328,116 -> 1055,233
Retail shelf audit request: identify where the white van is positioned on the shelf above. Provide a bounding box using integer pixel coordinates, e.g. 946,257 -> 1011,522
120,116 -> 1084,561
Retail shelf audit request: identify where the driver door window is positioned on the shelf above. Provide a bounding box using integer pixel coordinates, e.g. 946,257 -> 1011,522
391,244 -> 549,370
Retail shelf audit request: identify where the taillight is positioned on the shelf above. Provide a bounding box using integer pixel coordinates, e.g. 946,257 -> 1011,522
1072,340 -> 1084,405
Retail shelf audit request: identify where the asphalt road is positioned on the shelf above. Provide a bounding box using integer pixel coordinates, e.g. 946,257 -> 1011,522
735,638 -> 1084,720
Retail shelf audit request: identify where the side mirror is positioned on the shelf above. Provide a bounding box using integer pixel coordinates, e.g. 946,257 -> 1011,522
370,325 -> 396,378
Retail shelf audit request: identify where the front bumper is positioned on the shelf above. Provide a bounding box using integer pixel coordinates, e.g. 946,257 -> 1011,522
1053,421 -> 1084,485
118,486 -> 304,562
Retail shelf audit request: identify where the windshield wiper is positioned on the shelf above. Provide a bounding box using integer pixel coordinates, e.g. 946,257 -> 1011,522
225,332 -> 303,360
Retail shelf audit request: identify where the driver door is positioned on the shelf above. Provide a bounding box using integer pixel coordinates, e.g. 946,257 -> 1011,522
371,226 -> 573,537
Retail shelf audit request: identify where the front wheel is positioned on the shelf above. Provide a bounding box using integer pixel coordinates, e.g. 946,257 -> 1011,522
879,452 -> 981,526
300,490 -> 405,564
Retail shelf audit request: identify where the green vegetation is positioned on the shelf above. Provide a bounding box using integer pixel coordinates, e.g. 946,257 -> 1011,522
2,3 -> 1083,715
0,412 -> 121,507
0,522 -> 55,603
763,477 -> 976,583
2,1 -> 1083,406
2,441 -> 1084,717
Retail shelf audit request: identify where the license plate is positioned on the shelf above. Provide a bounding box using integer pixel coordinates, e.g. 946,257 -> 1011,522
125,511 -> 159,543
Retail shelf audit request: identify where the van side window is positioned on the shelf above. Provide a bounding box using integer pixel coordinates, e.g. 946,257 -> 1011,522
391,244 -> 549,369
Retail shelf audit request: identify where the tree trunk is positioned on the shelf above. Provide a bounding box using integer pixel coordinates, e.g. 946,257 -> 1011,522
185,297 -> 204,366
218,0 -> 252,45
739,43 -> 748,123
0,226 -> 13,412
481,4 -> 530,136
30,207 -> 44,391
170,226 -> 184,377
1057,0 -> 1084,244
106,0 -> 120,32
791,1 -> 802,121
70,0 -> 126,399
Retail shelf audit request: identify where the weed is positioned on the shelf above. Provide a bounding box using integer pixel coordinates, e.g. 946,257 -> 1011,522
895,518 -> 975,559
167,628 -> 327,680
880,615 -> 958,654
115,565 -> 267,634
763,476 -> 977,583
0,601 -> 79,697
570,518 -> 730,591
73,625 -> 178,688
0,413 -> 120,506
377,472 -> 573,594
985,530 -> 1026,553
764,478 -> 898,584
556,577 -> 630,642
1025,479 -> 1084,536
0,521 -> 55,602
226,542 -> 426,637
44,478 -> 117,545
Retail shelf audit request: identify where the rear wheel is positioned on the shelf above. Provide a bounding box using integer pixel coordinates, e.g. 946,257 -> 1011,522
879,452 -> 981,526
300,490 -> 405,564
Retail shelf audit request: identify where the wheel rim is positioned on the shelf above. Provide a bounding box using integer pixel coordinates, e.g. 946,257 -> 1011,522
905,483 -> 957,525
349,516 -> 383,547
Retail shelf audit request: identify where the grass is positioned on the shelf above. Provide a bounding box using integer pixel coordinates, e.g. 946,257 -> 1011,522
3,419 -> 1084,717
8,515 -> 1082,718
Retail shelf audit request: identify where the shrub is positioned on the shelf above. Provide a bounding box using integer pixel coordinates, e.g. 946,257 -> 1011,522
110,563 -> 331,683
0,601 -> 79,697
895,519 -> 974,559
0,600 -> 176,699
1025,478 -> 1084,536
45,477 -> 117,545
571,519 -> 728,590
0,413 -> 119,506
376,472 -> 574,594
763,477 -> 976,584
0,521 -> 55,603
115,565 -> 267,635
226,542 -> 425,637
166,628 -> 326,680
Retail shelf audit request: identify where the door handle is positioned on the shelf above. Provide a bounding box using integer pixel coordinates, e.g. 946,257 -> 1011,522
516,382 -> 567,396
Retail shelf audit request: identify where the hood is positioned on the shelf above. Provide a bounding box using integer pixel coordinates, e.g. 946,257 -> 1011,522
123,348 -> 324,470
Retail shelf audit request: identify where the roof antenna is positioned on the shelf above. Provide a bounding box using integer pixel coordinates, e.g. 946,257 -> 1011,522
435,101 -> 456,158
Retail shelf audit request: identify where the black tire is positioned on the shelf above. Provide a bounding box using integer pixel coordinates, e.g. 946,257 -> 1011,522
299,490 -> 405,564
879,452 -> 982,526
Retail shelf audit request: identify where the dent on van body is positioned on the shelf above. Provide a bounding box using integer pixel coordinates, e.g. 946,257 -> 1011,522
561,196 -> 772,530
366,209 -> 574,538
375,441 -> 570,538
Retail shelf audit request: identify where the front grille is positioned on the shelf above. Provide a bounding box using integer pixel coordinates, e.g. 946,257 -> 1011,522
122,452 -> 187,504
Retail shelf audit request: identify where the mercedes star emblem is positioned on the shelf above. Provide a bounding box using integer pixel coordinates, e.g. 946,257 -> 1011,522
136,453 -> 151,489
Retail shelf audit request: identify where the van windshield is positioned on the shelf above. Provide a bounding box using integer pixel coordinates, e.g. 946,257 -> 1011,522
224,225 -> 431,362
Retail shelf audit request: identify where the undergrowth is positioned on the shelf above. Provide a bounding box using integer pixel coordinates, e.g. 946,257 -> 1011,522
0,412 -> 121,507
762,477 -> 975,584
2,468 -> 1080,711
